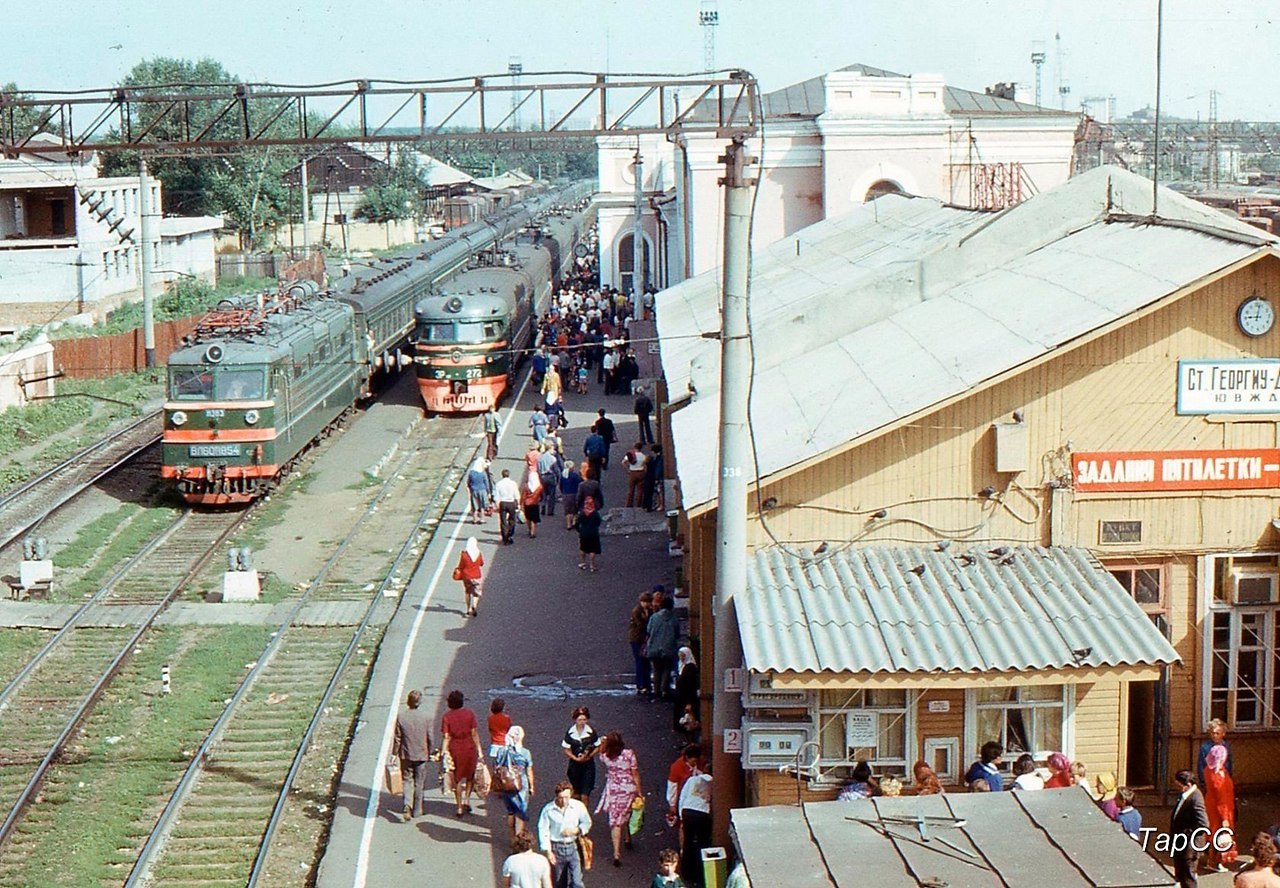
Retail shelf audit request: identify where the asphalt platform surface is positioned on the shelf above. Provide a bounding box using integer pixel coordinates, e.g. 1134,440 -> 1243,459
317,369 -> 686,888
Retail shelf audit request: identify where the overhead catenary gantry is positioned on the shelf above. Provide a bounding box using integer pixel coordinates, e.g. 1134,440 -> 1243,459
0,69 -> 759,156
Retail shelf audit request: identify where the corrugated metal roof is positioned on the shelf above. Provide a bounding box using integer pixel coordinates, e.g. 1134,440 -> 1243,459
658,166 -> 1277,512
734,792 -> 1176,888
738,545 -> 1180,675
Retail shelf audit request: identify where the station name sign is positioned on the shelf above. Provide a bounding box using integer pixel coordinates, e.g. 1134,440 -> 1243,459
1073,448 -> 1280,492
1178,359 -> 1280,415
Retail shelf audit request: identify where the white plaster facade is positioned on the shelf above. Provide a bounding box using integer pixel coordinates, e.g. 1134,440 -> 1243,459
0,137 -> 221,328
595,64 -> 1081,290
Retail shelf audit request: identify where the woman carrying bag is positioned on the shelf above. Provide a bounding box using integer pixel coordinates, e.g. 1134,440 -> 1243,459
453,537 -> 484,617
494,725 -> 536,839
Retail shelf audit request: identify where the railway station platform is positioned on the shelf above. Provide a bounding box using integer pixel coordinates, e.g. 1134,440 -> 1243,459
317,371 -> 686,888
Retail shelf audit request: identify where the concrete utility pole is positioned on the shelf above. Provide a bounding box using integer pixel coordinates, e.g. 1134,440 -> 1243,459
138,157 -> 157,368
712,136 -> 752,840
300,158 -> 311,252
632,148 -> 645,296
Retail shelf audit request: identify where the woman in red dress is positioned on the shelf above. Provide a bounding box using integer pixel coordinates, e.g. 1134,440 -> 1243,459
1202,742 -> 1237,871
456,537 -> 484,617
441,689 -> 484,817
595,730 -> 642,867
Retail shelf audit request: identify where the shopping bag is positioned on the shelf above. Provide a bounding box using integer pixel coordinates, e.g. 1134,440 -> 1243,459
628,796 -> 645,836
577,835 -> 594,871
474,761 -> 492,795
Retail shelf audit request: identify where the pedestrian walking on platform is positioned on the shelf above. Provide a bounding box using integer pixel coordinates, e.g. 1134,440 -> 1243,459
489,698 -> 512,759
394,689 -> 433,821
495,725 -> 536,839
646,597 -> 679,700
577,465 -> 604,511
484,406 -> 502,460
537,781 -> 592,888
495,469 -> 520,545
454,537 -> 484,617
596,730 -> 643,868
466,457 -> 492,524
441,690 -> 484,818
678,771 -> 713,887
634,386 -> 655,445
593,409 -> 617,469
522,470 -> 543,539
530,405 -> 549,443
562,706 -> 599,803
628,590 -> 655,697
625,441 -> 649,507
583,427 -> 606,480
574,494 -> 603,572
538,443 -> 561,517
560,460 -> 583,530
502,832 -> 552,888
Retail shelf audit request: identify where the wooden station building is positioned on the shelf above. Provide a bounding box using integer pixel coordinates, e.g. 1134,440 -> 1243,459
655,165 -> 1280,812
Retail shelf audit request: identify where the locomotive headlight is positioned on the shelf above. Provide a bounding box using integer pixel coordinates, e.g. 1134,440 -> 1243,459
171,410 -> 188,427
244,409 -> 260,426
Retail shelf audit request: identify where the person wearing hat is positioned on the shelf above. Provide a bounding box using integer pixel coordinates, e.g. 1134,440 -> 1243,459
1094,772 -> 1120,820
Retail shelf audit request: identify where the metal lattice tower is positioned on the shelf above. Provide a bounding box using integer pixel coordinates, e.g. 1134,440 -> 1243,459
1208,89 -> 1219,188
1055,32 -> 1071,110
508,58 -> 523,131
1030,42 -> 1046,107
699,2 -> 719,71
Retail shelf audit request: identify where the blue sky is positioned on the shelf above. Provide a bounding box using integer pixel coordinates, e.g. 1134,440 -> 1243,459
8,1 -> 1276,121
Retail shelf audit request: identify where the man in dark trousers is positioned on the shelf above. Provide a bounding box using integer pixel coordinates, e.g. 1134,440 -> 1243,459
1170,768 -> 1209,887
394,689 -> 433,821
634,386 -> 655,445
592,409 -> 617,470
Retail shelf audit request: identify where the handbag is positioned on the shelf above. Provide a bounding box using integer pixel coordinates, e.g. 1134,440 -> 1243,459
577,835 -> 594,871
474,761 -> 492,795
452,567 -> 464,581
493,748 -> 522,793
385,755 -> 403,796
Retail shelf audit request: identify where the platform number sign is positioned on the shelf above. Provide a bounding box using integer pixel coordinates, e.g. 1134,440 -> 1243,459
723,728 -> 743,754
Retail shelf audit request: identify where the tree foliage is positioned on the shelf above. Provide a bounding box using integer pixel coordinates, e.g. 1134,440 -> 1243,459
98,57 -> 300,249
0,82 -> 54,142
357,147 -> 426,223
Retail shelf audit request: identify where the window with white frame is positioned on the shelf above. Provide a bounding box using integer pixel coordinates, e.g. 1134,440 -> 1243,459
1204,554 -> 1280,730
970,685 -> 1069,769
816,689 -> 913,778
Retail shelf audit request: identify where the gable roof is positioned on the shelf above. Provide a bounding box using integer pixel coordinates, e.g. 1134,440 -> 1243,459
740,545 -> 1179,677
657,166 -> 1278,513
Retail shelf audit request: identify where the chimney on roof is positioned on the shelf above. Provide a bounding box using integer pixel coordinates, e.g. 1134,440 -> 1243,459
985,82 -> 1018,101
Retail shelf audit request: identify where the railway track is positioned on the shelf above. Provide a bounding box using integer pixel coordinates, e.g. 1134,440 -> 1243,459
0,508 -> 250,855
0,409 -> 162,557
123,420 -> 476,888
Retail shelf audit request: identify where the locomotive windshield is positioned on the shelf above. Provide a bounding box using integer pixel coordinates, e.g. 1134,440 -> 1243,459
168,367 -> 265,400
456,320 -> 504,343
415,321 -> 455,342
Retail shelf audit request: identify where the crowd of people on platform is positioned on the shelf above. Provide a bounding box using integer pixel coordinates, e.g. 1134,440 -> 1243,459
826,716 -> 1277,888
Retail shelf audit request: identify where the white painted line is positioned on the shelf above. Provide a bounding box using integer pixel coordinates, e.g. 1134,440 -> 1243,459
352,369 -> 533,888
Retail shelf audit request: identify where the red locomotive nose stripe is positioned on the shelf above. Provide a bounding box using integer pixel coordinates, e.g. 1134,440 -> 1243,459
164,429 -> 278,442
162,465 -> 279,480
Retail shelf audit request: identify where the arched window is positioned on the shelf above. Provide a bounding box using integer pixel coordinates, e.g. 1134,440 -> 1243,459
864,180 -> 905,202
617,233 -> 651,295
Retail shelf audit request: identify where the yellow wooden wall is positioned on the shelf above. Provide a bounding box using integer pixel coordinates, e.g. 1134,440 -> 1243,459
684,253 -> 1280,790
1074,681 -> 1123,781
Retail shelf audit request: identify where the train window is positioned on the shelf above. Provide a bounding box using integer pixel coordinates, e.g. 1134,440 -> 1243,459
169,368 -> 213,400
456,321 -> 490,344
216,369 -> 265,400
416,322 -> 454,342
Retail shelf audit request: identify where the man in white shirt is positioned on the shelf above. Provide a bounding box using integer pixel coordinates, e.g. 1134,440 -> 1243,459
502,832 -> 552,888
537,780 -> 592,888
493,469 -> 521,545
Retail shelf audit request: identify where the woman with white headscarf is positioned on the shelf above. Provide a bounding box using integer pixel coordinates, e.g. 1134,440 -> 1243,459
673,646 -> 700,732
454,537 -> 484,617
494,725 -> 535,837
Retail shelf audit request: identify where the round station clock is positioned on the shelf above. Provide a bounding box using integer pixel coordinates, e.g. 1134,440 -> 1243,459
1237,295 -> 1275,337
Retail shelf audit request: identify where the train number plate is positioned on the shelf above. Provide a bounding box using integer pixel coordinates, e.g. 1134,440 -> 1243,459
189,443 -> 241,458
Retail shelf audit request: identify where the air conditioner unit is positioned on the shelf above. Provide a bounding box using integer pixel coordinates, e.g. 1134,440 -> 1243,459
1230,566 -> 1280,605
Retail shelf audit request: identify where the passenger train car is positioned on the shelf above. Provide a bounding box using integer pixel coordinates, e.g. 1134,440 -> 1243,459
161,183 -> 592,505
411,204 -> 594,413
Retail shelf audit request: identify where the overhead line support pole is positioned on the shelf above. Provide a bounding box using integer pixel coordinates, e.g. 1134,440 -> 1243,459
712,135 -> 752,843
138,157 -> 157,368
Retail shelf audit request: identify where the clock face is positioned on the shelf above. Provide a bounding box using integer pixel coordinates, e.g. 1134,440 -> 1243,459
1238,297 -> 1275,337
